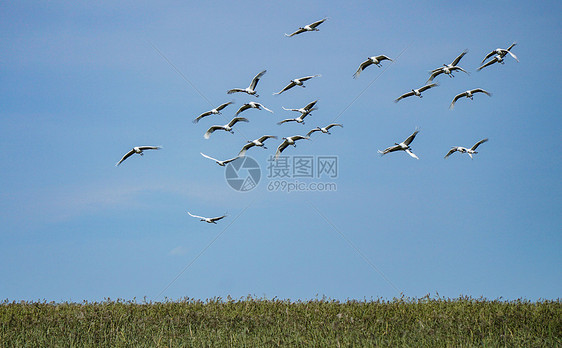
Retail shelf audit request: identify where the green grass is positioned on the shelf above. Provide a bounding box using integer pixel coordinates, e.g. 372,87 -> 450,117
1,296 -> 560,347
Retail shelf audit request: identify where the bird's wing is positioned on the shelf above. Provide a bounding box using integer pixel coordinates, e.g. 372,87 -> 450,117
353,60 -> 372,78
204,126 -> 222,139
405,149 -> 419,160
291,135 -> 310,141
273,81 -> 296,95
306,128 -> 321,137
427,69 -> 443,83
238,143 -> 254,156
194,111 -> 212,123
298,111 -> 311,120
308,18 -> 327,28
115,149 -> 135,166
200,152 -> 220,163
229,117 -> 249,127
378,144 -> 401,155
471,138 -> 489,151
472,88 -> 492,97
277,118 -> 295,125
138,146 -> 161,151
216,101 -> 234,111
403,130 -> 419,146
187,212 -> 206,219
298,75 -> 321,82
304,100 -> 318,111
476,58 -> 497,71
451,50 -> 468,66
235,104 -> 251,116
507,51 -> 519,62
481,51 -> 496,64
325,123 -> 343,130
452,66 -> 470,75
249,70 -> 267,90
275,140 -> 289,159
210,215 -> 227,222
285,28 -> 306,37
449,92 -> 465,109
394,91 -> 414,102
281,107 -> 297,112
227,88 -> 244,94
258,135 -> 277,142
376,55 -> 393,62
444,148 -> 457,159
260,104 -> 274,113
419,83 -> 438,92
222,157 -> 240,165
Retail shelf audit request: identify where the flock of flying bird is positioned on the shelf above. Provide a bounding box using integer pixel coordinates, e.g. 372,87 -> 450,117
113,18 -> 519,223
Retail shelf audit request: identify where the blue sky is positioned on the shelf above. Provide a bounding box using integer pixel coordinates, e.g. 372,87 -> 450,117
1,1 -> 560,302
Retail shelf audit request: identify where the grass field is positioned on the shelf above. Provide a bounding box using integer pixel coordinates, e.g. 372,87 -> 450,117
1,296 -> 560,347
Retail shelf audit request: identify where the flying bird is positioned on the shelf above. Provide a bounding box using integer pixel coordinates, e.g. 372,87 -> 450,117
115,146 -> 161,166
285,18 -> 327,37
427,50 -> 469,82
238,135 -> 278,156
449,88 -> 492,109
277,112 -> 312,125
378,130 -> 420,159
273,75 -> 321,95
235,102 -> 273,116
200,152 -> 240,166
306,124 -> 343,136
444,138 -> 489,159
227,70 -> 266,97
353,55 -> 393,78
187,212 -> 227,224
193,101 -> 234,123
476,55 -> 505,71
394,83 -> 438,103
275,135 -> 310,159
481,42 -> 518,64
204,117 -> 249,139
282,100 -> 318,115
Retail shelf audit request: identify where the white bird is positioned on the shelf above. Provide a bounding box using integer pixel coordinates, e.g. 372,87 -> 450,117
394,83 -> 439,103
204,117 -> 249,139
273,75 -> 321,95
187,212 -> 227,224
235,102 -> 274,116
476,55 -> 504,71
193,101 -> 234,123
378,130 -> 420,159
444,138 -> 488,159
115,146 -> 161,166
481,42 -> 518,64
227,70 -> 266,97
285,18 -> 327,37
238,135 -> 278,156
200,152 -> 240,166
282,100 -> 318,115
353,55 -> 393,78
277,112 -> 312,125
427,50 -> 469,82
275,135 -> 310,159
449,88 -> 492,109
306,124 -> 343,137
